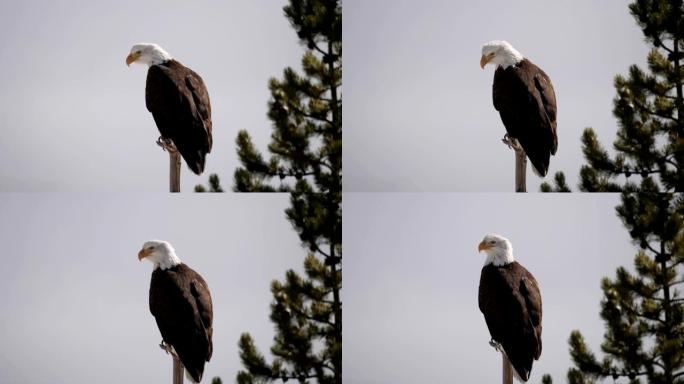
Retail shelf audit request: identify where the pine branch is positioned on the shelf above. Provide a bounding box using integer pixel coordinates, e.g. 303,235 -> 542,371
231,2 -> 342,383
566,191 -> 684,382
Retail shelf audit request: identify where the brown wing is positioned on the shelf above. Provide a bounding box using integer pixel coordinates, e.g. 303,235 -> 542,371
149,264 -> 213,383
184,68 -> 213,153
190,271 -> 213,360
520,269 -> 542,359
493,59 -> 557,176
145,60 -> 212,175
533,69 -> 557,155
479,262 -> 542,381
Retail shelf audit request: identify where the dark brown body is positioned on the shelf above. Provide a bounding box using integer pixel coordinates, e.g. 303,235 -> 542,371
146,60 -> 212,175
150,263 -> 213,382
493,58 -> 557,176
479,261 -> 542,382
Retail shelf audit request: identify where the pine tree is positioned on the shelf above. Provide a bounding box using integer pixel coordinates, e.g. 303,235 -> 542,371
564,192 -> 684,383
196,0 -> 341,381
194,174 -> 224,192
539,172 -> 572,192
217,1 -> 342,381
541,0 -> 684,192
196,0 -> 341,194
236,188 -> 341,384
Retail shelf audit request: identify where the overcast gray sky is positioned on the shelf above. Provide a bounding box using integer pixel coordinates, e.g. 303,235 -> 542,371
0,194 -> 304,383
344,193 -> 636,383
345,0 -> 650,192
0,0 -> 301,192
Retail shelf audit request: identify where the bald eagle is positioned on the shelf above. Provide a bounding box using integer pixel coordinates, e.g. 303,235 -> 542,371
127,43 -> 212,175
477,234 -> 542,382
480,41 -> 557,177
138,240 -> 213,383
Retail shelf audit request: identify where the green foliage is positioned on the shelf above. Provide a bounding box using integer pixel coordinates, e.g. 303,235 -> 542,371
540,172 -> 572,192
235,188 -> 341,384
576,0 -> 684,191
237,253 -> 341,384
194,174 -> 224,192
566,193 -> 684,383
231,0 -> 340,194
195,2 -> 342,194
233,131 -> 280,192
542,0 -> 684,192
196,0 -> 341,194
230,2 -> 342,382
211,377 -> 223,384
542,374 -> 554,384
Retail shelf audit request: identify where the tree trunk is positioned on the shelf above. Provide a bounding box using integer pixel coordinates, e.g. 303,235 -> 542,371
327,36 -> 343,384
659,240 -> 674,384
330,241 -> 342,384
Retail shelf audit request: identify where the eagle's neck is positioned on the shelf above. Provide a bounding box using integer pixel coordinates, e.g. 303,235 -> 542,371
484,249 -> 515,267
154,251 -> 182,270
146,49 -> 172,66
496,48 -> 524,69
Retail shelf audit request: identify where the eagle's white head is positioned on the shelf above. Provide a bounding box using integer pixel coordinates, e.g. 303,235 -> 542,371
138,239 -> 181,270
480,40 -> 524,70
126,43 -> 172,67
478,234 -> 515,266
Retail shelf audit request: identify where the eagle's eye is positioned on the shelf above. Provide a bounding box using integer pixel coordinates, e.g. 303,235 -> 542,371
489,240 -> 496,244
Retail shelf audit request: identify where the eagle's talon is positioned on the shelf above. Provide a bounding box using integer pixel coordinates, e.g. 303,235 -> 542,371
501,134 -> 523,152
501,134 -> 514,150
156,137 -> 167,152
156,137 -> 178,153
159,341 -> 178,357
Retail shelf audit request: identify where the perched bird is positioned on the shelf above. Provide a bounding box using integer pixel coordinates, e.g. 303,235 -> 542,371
480,40 -> 558,177
138,240 -> 213,383
477,234 -> 542,382
127,43 -> 212,175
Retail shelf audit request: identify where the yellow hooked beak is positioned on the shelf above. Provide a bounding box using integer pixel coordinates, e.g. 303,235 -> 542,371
478,240 -> 490,252
480,53 -> 495,69
126,51 -> 142,66
138,248 -> 152,261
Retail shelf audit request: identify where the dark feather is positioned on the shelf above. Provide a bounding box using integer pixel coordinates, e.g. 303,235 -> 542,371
150,263 -> 213,383
493,59 -> 557,176
145,60 -> 212,175
479,261 -> 543,382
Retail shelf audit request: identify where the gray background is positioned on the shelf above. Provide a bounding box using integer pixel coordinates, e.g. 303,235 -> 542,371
0,194 -> 304,383
344,193 -> 635,383
0,0 -> 301,192
345,0 -> 650,191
